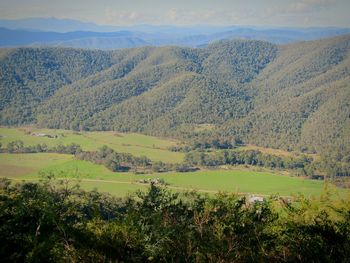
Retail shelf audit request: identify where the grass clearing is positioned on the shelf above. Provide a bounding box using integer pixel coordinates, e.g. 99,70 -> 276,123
0,153 -> 334,197
0,153 -> 73,177
0,165 -> 36,177
0,127 -> 184,163
238,144 -> 320,160
148,170 -> 326,197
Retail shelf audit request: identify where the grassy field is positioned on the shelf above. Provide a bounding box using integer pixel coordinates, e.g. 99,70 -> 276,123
0,127 -> 184,163
0,153 -> 73,177
239,144 -> 320,160
0,153 -> 334,198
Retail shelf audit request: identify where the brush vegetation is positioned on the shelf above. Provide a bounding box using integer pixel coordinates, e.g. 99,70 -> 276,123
0,178 -> 349,262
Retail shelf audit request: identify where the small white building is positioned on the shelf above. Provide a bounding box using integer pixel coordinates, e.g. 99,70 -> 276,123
248,195 -> 264,203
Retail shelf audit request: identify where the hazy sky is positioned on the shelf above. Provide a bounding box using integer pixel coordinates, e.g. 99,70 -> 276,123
0,0 -> 349,27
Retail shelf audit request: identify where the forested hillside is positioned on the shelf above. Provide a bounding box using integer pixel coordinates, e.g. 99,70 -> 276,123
0,35 -> 349,158
220,35 -> 350,154
0,48 -> 117,124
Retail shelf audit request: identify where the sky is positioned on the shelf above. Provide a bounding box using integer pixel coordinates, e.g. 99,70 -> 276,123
0,0 -> 349,27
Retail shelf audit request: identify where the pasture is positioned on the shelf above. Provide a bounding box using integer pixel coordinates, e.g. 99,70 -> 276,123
0,127 -> 184,163
0,153 -> 73,177
0,153 -> 331,197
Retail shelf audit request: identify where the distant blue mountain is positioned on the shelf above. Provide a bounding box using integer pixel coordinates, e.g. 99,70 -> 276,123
0,27 -> 151,48
0,17 -> 349,49
207,27 -> 350,44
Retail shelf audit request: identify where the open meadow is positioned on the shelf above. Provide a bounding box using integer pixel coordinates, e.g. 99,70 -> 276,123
0,127 -> 184,163
0,152 -> 334,197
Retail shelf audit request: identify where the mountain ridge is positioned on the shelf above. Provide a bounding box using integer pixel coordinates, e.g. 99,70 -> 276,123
0,35 -> 349,156
1,19 -> 350,49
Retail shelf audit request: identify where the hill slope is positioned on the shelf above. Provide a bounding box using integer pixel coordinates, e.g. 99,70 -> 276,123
0,36 -> 349,155
220,36 -> 350,153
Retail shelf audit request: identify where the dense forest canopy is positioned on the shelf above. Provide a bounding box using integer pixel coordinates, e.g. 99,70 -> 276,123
0,35 -> 349,159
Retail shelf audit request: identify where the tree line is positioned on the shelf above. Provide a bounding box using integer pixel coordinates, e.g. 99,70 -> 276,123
1,141 -> 196,174
3,140 -> 82,155
76,145 -> 197,173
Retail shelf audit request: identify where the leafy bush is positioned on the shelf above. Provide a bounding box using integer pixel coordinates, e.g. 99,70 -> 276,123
0,178 -> 349,262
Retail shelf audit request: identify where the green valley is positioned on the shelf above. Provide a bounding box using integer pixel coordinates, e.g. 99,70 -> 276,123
0,126 -> 336,197
0,9 -> 350,261
0,152 -> 329,197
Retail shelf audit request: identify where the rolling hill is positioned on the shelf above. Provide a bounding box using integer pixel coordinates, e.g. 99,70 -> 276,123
0,35 -> 349,157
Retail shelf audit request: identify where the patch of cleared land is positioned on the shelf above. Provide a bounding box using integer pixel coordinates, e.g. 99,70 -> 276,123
239,144 -> 320,159
0,127 -> 184,163
0,153 -> 73,177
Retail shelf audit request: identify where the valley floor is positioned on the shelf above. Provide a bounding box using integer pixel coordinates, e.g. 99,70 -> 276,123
0,127 -> 346,198
0,127 -> 184,163
0,152 -> 337,197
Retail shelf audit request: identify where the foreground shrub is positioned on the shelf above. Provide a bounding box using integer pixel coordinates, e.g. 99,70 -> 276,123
0,178 -> 349,262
